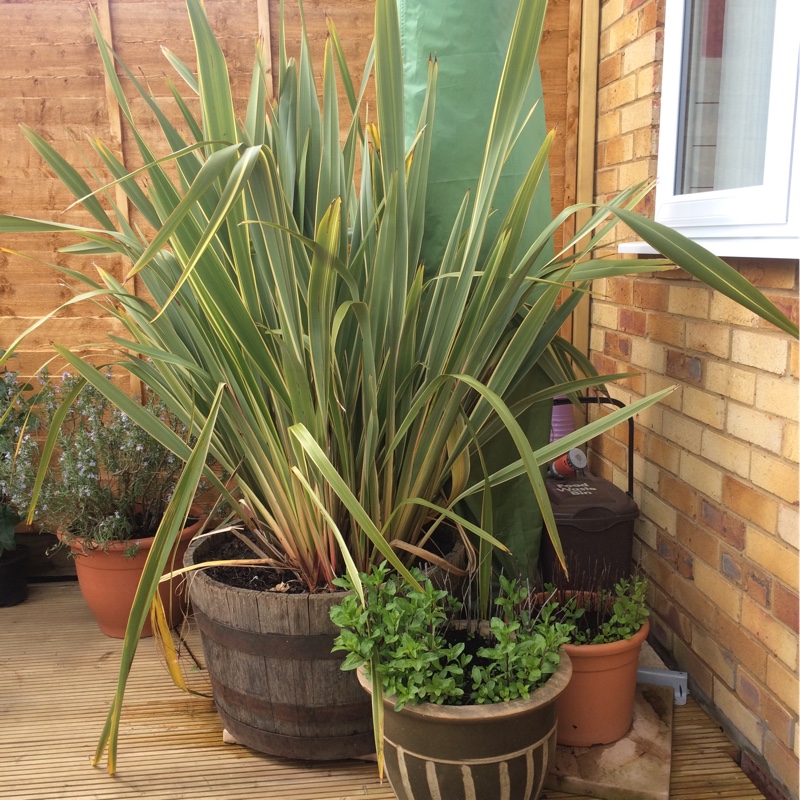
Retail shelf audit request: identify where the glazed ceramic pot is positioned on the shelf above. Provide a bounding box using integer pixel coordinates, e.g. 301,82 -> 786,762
60,512 -> 205,638
357,653 -> 573,800
556,619 -> 649,746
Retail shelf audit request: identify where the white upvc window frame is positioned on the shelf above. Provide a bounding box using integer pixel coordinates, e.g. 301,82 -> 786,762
632,0 -> 800,260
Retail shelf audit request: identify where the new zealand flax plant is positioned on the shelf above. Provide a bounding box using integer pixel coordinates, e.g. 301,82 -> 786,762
1,0 -> 796,773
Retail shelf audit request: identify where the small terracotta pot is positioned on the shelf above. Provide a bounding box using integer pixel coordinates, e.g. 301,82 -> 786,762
357,653 -> 573,800
59,511 -> 205,638
556,619 -> 649,747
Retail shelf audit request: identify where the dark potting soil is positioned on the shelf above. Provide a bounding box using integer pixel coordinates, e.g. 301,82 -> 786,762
197,535 -> 312,594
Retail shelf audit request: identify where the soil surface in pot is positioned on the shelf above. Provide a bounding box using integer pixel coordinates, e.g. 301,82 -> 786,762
198,534 -> 319,594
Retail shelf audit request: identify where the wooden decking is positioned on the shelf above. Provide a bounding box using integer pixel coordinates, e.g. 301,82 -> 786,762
0,583 -> 766,800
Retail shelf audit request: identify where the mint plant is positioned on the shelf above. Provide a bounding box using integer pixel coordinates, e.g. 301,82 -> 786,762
331,564 -> 574,708
543,576 -> 649,645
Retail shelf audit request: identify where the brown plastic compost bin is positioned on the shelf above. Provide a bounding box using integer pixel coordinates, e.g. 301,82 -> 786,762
540,472 -> 639,590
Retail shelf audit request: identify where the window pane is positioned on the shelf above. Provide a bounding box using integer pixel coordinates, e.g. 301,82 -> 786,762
677,0 -> 776,194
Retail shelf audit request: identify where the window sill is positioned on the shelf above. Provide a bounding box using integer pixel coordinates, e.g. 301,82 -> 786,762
618,238 -> 799,261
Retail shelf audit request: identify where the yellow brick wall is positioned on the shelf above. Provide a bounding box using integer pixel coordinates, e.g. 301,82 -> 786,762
592,1 -> 799,795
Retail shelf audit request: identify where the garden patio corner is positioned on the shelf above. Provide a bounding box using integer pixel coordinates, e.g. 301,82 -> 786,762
0,1 -> 797,799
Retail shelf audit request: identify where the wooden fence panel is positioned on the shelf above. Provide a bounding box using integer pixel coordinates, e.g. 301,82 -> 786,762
0,0 -> 579,378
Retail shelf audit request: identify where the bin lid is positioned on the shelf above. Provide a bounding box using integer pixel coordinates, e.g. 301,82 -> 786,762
545,472 -> 639,531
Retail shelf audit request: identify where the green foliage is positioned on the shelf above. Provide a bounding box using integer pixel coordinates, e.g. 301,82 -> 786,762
331,565 -> 574,708
7,372 -> 193,548
543,576 -> 650,645
0,356 -> 39,555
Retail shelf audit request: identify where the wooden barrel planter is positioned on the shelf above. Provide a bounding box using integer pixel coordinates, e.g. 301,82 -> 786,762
184,536 -> 374,761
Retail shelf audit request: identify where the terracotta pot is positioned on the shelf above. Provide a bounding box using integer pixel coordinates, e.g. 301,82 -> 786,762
184,535 -> 375,761
357,653 -> 573,800
556,619 -> 649,747
60,511 -> 205,638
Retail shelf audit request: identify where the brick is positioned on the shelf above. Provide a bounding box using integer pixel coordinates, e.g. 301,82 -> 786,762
720,551 -> 743,584
782,423 -> 798,462
731,330 -> 790,375
649,613 -> 675,656
640,487 -> 677,532
641,540 -> 676,592
736,668 -> 763,715
631,337 -> 666,372
745,528 -> 799,590
619,307 -> 646,336
750,452 -> 799,505
685,320 -> 731,359
766,656 -> 800,715
634,279 -> 668,311
592,300 -> 619,330
742,596 -> 798,670
608,13 -> 640,52
633,398 -> 664,434
673,636 -> 714,698
682,385 -> 725,429
680,451 -> 723,503
677,515 -> 720,566
636,67 -> 657,103
632,126 -> 653,157
599,53 -> 623,87
601,0 -> 626,31
607,276 -> 635,305
744,562 -> 772,608
635,516 -> 658,550
738,260 -> 798,291
755,374 -> 799,422
618,158 -> 654,187
777,506 -> 799,549
763,730 -> 800,794
605,76 -> 638,111
694,559 -> 741,620
722,476 -> 779,533
700,429 -> 751,480
704,362 -> 756,405
710,293 -> 763,327
668,284 -> 710,319
658,472 -> 697,518
622,29 -> 658,73
692,624 -> 736,687
713,611 -> 768,681
591,352 -> 619,377
762,692 -> 796,750
661,408 -> 703,450
644,435 -> 680,472
714,678 -> 764,748
772,582 -> 799,633
647,312 -> 684,346
701,499 -> 746,550
604,330 -> 632,361
597,110 -> 621,141
762,292 -> 799,332
595,166 -> 620,194
781,423 -> 800,464
638,0 -> 659,34
726,403 -> 784,452
666,350 -> 703,386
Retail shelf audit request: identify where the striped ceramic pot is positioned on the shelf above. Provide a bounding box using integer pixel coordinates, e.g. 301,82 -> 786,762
357,652 -> 572,800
